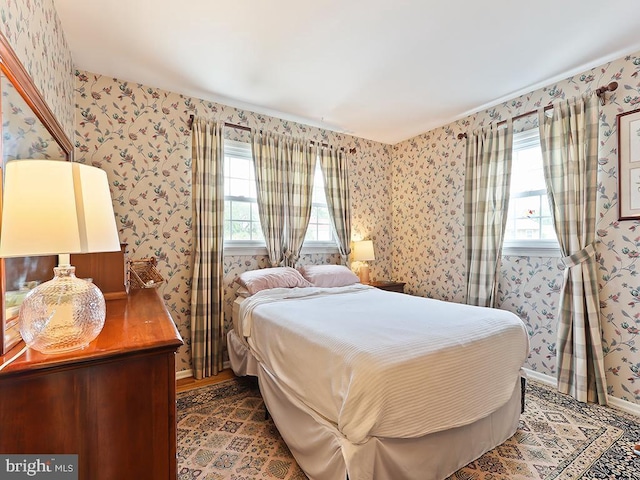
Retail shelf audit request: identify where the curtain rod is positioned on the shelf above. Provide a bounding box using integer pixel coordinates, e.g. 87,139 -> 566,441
188,115 -> 357,154
456,81 -> 618,140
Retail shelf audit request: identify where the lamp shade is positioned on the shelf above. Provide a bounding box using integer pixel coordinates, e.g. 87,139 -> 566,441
352,240 -> 375,262
0,160 -> 120,257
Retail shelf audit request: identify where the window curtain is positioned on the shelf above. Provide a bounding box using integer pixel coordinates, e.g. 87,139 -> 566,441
320,146 -> 352,263
464,120 -> 513,307
282,138 -> 315,267
538,94 -> 607,405
252,130 -> 287,266
190,117 -> 224,379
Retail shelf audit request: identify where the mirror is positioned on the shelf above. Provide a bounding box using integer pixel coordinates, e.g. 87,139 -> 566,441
0,32 -> 73,355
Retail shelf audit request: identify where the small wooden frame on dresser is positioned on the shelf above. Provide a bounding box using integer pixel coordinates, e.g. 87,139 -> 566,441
368,280 -> 406,293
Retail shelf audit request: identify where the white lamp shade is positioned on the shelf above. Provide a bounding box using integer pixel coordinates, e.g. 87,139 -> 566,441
0,160 -> 120,258
352,240 -> 375,262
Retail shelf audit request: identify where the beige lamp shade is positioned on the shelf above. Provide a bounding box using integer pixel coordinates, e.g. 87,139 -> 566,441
352,240 -> 375,262
0,160 -> 120,257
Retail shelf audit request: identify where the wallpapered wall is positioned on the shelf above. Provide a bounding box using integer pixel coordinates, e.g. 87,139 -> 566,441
393,51 -> 640,404
9,0 -> 640,404
73,71 -> 393,371
0,0 -> 75,139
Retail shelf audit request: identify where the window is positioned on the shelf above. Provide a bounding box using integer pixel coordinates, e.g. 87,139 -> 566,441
223,140 -> 336,251
304,161 -> 334,243
223,140 -> 264,243
503,128 -> 559,256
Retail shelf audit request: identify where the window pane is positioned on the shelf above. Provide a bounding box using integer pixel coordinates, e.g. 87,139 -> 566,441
511,148 -> 546,194
515,217 -> 540,239
251,203 -> 260,221
305,226 -> 317,241
541,218 -> 556,239
229,178 -> 253,198
229,157 -> 252,179
317,206 -> 330,222
232,201 -> 251,221
317,224 -> 332,241
514,196 -> 540,219
251,222 -> 264,242
232,221 -> 251,240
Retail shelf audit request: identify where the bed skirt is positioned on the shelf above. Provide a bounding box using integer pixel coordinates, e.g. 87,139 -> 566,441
227,328 -> 259,376
228,329 -> 523,480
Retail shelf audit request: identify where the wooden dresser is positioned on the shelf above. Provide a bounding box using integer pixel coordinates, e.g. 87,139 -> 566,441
0,288 -> 183,480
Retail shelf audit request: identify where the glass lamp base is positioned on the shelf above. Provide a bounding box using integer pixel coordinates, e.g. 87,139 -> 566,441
19,265 -> 106,354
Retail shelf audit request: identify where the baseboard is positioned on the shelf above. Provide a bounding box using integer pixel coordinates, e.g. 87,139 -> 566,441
522,368 -> 557,387
609,395 -> 640,417
175,361 -> 231,381
522,368 -> 640,417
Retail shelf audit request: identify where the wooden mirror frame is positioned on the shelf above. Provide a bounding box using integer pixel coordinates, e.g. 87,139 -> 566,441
0,31 -> 73,355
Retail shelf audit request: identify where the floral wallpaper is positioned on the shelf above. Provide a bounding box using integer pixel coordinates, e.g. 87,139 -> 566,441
0,0 -> 75,139
393,51 -> 640,404
73,71 -> 393,372
2,77 -> 66,163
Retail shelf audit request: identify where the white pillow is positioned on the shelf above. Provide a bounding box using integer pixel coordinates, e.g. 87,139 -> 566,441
299,264 -> 359,288
235,267 -> 312,295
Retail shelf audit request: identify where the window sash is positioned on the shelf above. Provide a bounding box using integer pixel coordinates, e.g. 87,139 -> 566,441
222,139 -> 336,250
504,128 -> 559,256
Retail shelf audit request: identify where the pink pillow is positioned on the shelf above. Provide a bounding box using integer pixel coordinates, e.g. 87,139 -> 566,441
235,267 -> 312,295
299,264 -> 359,288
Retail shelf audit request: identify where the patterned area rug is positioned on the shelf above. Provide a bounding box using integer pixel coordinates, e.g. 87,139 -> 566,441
177,377 -> 640,479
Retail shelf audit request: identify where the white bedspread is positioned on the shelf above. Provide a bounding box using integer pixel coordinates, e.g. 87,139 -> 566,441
239,286 -> 529,445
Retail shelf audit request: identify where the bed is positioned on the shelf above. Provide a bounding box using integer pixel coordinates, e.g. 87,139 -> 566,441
228,276 -> 529,480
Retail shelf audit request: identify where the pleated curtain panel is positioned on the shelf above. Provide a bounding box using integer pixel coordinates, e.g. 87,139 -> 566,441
190,117 -> 225,379
320,146 -> 352,262
464,119 -> 513,307
282,138 -> 315,267
538,93 -> 607,405
252,131 -> 288,267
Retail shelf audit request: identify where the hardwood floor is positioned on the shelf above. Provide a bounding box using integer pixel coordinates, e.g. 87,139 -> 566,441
176,368 -> 236,393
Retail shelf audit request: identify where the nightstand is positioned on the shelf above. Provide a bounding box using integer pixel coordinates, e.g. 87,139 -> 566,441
369,281 -> 406,293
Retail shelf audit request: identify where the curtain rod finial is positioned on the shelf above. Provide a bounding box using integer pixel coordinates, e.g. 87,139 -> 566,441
596,81 -> 618,105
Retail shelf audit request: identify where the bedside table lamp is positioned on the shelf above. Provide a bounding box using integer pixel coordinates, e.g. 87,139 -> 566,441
0,160 -> 120,354
353,240 -> 375,284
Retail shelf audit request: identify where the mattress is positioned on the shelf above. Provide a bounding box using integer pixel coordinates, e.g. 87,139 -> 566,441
237,285 -> 529,444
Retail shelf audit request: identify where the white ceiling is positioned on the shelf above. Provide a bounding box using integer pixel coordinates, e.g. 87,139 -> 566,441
53,0 -> 640,145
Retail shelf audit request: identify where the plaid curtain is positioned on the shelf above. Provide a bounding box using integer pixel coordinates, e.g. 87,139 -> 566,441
252,131 -> 287,266
190,118 -> 224,379
464,120 -> 513,307
283,139 -> 315,267
538,94 -> 607,405
320,146 -> 352,262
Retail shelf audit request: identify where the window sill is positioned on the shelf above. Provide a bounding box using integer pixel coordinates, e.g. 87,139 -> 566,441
223,243 -> 339,257
502,242 -> 561,258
